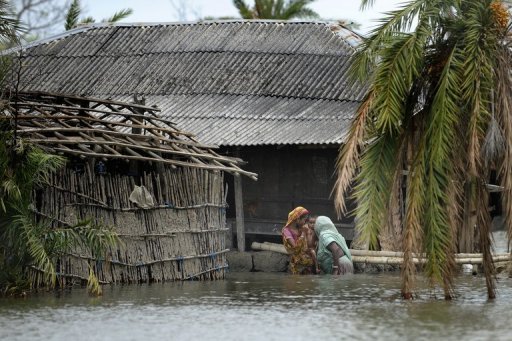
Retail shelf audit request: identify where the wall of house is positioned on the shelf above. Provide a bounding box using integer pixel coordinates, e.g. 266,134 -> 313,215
36,164 -> 229,285
223,145 -> 356,243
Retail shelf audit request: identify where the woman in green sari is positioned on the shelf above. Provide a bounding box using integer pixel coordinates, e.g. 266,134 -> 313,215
314,216 -> 353,275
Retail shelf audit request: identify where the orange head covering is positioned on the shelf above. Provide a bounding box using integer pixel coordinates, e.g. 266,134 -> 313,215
285,206 -> 310,228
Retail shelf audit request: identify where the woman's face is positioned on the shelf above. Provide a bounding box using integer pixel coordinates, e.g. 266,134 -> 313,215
297,214 -> 309,226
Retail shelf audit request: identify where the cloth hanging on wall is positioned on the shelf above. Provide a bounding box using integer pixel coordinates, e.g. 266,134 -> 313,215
129,185 -> 155,208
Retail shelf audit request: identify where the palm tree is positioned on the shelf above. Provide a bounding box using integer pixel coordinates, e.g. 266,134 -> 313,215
233,0 -> 319,20
333,0 -> 512,300
65,0 -> 133,31
0,129 -> 120,296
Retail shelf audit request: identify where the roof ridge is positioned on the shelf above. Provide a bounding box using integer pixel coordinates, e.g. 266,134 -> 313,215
10,20 -> 362,54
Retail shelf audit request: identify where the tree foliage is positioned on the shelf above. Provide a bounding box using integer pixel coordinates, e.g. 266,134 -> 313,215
0,1 -> 120,295
0,0 -> 20,43
0,128 -> 120,296
65,0 -> 133,31
233,0 -> 319,19
334,0 -> 512,299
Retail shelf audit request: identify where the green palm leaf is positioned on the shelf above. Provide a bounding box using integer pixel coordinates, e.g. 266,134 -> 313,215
233,0 -> 319,20
353,133 -> 400,249
336,0 -> 508,299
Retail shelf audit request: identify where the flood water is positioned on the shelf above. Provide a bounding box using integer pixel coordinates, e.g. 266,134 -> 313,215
0,231 -> 510,341
1,270 -> 512,341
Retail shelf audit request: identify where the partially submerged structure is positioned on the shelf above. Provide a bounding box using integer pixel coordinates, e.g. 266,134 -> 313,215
8,20 -> 365,248
2,91 -> 256,283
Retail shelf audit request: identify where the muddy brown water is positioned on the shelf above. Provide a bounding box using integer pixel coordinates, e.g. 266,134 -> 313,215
1,270 -> 512,341
0,231 -> 510,340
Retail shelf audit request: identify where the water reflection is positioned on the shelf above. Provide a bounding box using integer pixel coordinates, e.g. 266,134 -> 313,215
1,272 -> 512,340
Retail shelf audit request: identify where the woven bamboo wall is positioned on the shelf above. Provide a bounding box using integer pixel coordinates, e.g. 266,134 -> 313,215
37,163 -> 228,284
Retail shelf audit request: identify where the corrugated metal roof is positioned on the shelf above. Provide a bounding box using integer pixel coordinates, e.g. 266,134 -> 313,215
12,20 -> 365,146
111,94 -> 356,146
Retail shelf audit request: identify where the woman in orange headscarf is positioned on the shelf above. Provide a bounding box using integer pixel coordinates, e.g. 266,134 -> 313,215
281,206 -> 316,274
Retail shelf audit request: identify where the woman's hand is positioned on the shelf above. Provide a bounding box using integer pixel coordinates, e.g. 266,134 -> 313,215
332,263 -> 348,275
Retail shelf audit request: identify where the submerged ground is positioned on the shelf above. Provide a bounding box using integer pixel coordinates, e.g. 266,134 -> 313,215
1,271 -> 511,341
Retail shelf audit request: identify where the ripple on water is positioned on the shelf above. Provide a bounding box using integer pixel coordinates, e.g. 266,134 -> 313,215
1,272 -> 512,340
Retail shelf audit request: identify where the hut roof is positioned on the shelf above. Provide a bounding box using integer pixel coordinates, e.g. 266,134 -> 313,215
9,20 -> 365,146
1,91 -> 257,179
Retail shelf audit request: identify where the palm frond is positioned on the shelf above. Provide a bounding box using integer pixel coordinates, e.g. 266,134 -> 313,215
460,3 -> 495,175
1,178 -> 22,206
65,0 -> 81,31
79,17 -> 95,25
103,9 -> 133,23
401,122 -> 428,299
372,32 -> 424,135
281,0 -> 319,19
11,212 -> 56,288
233,0 -> 254,19
476,181 -> 496,299
0,0 -> 21,43
494,44 -> 512,252
359,0 -> 376,11
0,133 -> 118,295
333,90 -> 373,216
482,115 -> 505,163
353,132 -> 400,250
25,146 -> 66,186
443,166 -> 462,299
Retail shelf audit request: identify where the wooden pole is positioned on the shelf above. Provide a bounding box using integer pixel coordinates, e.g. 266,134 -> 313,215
234,174 -> 245,252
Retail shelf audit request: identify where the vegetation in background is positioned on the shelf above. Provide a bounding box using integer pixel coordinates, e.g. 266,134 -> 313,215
11,0 -> 68,40
334,0 -> 512,300
65,0 -> 132,31
233,0 -> 319,19
0,1 -> 120,296
0,121 -> 120,297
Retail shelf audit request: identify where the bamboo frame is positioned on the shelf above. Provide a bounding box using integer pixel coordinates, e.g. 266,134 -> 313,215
251,242 -> 511,265
34,164 -> 231,284
2,91 -> 258,180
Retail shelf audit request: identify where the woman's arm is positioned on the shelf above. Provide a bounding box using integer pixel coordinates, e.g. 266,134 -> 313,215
286,237 -> 296,248
327,241 -> 345,275
282,228 -> 297,247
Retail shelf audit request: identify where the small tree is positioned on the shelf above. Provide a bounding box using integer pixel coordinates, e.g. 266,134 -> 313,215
0,130 -> 120,296
0,1 -> 120,296
334,0 -> 512,300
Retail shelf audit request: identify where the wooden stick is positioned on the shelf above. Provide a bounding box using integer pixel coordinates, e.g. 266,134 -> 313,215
64,249 -> 230,266
49,147 -> 258,179
259,242 -> 510,259
251,242 -> 511,264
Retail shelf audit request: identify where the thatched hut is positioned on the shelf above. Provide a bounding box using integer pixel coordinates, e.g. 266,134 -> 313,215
2,91 -> 256,284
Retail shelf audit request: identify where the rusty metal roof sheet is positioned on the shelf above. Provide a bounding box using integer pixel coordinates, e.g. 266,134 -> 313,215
11,20 -> 365,146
